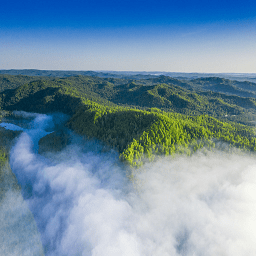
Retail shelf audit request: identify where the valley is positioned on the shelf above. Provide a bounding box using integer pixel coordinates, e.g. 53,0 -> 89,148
1,71 -> 256,255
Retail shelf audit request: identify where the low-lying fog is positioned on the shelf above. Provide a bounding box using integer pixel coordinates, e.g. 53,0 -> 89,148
1,112 -> 256,256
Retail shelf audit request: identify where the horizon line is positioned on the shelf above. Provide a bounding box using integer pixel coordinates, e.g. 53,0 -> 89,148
1,69 -> 256,75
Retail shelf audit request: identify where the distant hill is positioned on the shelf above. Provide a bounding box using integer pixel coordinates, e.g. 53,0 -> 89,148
1,75 -> 256,121
1,69 -> 256,82
0,74 -> 52,92
187,77 -> 256,97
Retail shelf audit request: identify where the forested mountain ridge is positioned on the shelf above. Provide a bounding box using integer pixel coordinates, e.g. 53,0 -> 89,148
0,74 -> 52,92
2,75 -> 256,122
68,106 -> 256,167
0,74 -> 256,167
187,77 -> 256,98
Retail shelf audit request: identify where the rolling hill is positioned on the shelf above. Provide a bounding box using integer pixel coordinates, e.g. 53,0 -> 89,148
0,74 -> 256,167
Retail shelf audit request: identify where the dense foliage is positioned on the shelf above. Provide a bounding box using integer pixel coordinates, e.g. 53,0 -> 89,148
67,104 -> 256,167
0,74 -> 256,167
2,75 -> 256,124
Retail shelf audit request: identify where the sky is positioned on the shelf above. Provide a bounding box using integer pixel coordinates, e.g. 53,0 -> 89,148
1,0 -> 256,73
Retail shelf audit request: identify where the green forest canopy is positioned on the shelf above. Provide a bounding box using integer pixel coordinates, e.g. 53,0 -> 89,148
0,74 -> 256,167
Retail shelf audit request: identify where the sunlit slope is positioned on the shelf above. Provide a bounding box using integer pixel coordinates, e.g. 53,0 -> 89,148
0,77 -> 256,166
68,106 -> 256,167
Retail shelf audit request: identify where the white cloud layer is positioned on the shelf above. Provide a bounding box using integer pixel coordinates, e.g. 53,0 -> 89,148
5,113 -> 256,255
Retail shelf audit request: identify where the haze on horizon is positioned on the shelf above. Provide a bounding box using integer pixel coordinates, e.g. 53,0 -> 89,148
1,0 -> 256,73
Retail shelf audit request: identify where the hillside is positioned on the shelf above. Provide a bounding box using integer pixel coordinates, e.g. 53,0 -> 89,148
0,74 -> 52,92
1,74 -> 256,124
187,77 -> 256,98
0,124 -> 23,200
0,75 -> 256,167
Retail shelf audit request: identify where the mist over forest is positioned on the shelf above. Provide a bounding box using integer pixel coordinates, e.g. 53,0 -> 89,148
1,70 -> 256,255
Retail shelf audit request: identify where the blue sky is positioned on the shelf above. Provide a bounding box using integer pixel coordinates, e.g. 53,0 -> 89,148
1,0 -> 256,72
